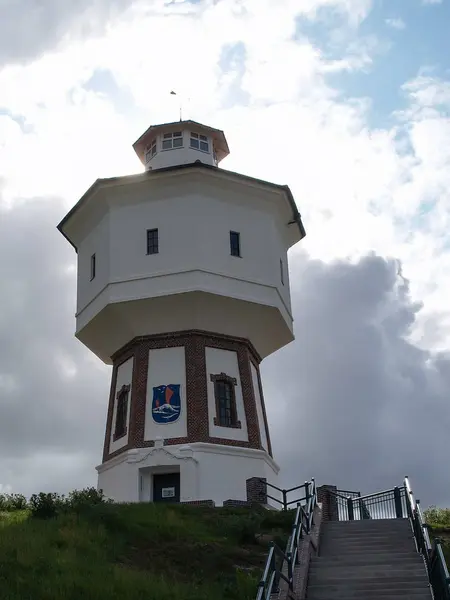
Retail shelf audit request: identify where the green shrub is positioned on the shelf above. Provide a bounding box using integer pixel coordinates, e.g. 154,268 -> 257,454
0,494 -> 28,512
29,492 -> 67,519
424,506 -> 450,529
68,487 -> 109,511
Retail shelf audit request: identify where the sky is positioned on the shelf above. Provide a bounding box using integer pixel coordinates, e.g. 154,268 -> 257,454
1,0 -> 450,508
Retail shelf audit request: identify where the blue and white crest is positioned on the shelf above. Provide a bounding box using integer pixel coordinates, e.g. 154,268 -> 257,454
152,384 -> 181,424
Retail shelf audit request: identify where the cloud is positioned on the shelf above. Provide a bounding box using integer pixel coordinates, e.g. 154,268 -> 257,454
264,253 -> 450,508
385,17 -> 406,30
0,196 -> 110,495
0,0 -> 134,67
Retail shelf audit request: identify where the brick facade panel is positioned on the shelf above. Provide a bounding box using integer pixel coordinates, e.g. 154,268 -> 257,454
102,330 -> 272,464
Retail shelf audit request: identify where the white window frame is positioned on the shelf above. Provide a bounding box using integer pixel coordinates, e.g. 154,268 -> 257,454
161,131 -> 183,150
145,139 -> 157,162
190,131 -> 209,153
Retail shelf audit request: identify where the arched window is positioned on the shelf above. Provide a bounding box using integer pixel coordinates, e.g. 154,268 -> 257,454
210,373 -> 241,429
113,384 -> 130,441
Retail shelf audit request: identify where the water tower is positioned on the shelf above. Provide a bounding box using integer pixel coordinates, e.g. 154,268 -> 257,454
57,120 -> 305,505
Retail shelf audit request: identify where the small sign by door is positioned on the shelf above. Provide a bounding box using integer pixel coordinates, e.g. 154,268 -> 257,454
153,473 -> 180,503
162,487 -> 175,499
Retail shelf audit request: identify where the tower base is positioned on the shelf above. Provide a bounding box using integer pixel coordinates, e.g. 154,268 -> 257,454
96,441 -> 279,506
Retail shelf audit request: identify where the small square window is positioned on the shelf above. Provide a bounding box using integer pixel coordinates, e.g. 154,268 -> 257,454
230,231 -> 240,257
147,228 -> 159,255
90,254 -> 96,280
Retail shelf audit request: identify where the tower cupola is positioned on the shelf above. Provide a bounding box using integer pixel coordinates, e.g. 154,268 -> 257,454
132,120 -> 230,171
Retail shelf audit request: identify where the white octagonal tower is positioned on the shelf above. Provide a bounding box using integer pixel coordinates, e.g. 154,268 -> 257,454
58,119 -> 305,506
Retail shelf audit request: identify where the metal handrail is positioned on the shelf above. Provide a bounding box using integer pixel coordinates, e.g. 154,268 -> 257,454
256,478 -> 317,600
258,478 -> 311,511
404,476 -> 450,600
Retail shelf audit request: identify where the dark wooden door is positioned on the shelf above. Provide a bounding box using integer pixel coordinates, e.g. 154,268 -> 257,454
153,473 -> 180,503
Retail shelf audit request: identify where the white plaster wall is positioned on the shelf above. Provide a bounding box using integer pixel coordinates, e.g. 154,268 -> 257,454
97,443 -> 279,506
250,362 -> 268,452
144,347 -> 187,441
97,457 -> 139,503
193,445 -> 279,505
205,347 -> 248,442
109,357 -> 134,454
76,174 -> 293,325
77,212 -> 110,314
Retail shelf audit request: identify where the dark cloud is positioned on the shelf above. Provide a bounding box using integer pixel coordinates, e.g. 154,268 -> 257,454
0,196 -> 110,495
1,197 -> 449,507
264,253 -> 450,508
0,0 -> 132,66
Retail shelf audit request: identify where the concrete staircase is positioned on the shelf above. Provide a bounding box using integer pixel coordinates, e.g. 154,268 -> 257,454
306,518 -> 432,599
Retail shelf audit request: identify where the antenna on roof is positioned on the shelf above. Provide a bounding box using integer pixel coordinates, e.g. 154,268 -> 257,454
170,90 -> 182,121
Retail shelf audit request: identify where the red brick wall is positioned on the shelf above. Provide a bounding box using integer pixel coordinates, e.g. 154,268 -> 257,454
102,330 -> 273,463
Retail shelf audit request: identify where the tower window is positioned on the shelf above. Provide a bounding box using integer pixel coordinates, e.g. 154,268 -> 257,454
162,131 -> 183,150
147,228 -> 159,255
210,373 -> 241,429
280,259 -> 284,285
190,132 -> 209,153
230,231 -> 241,257
113,384 -> 130,441
145,139 -> 157,162
90,254 -> 96,280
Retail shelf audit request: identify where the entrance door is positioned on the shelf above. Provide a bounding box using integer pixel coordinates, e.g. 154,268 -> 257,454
153,472 -> 180,503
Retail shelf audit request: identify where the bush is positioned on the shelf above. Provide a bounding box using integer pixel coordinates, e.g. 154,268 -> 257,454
29,488 -> 111,519
29,492 -> 67,519
424,506 -> 450,529
0,493 -> 28,512
68,487 -> 109,512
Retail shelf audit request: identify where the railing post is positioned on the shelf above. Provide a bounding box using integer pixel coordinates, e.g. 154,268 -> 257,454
282,489 -> 287,511
348,497 -> 354,521
394,486 -> 403,519
305,480 -> 310,505
270,542 -> 280,594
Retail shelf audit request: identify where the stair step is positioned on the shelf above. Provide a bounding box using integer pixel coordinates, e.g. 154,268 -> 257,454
322,523 -> 411,531
311,553 -> 421,563
308,574 -> 429,584
306,585 -> 431,597
322,533 -> 414,541
309,568 -> 428,578
307,593 -> 432,600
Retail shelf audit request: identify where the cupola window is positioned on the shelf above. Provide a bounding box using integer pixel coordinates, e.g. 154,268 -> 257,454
190,132 -> 209,153
162,131 -> 183,150
145,139 -> 157,162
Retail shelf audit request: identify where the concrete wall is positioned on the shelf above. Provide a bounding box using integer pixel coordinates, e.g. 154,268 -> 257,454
74,172 -> 295,361
97,442 -> 279,506
144,346 -> 187,441
76,212 -> 110,314
109,356 -> 133,454
205,346 -> 248,442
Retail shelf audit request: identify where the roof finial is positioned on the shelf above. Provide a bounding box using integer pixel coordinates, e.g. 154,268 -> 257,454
170,90 -> 182,121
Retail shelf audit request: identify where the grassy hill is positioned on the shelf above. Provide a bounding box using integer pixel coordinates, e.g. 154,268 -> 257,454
0,501 -> 293,600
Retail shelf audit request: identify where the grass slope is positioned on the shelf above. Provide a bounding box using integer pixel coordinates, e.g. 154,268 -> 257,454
0,503 -> 293,600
